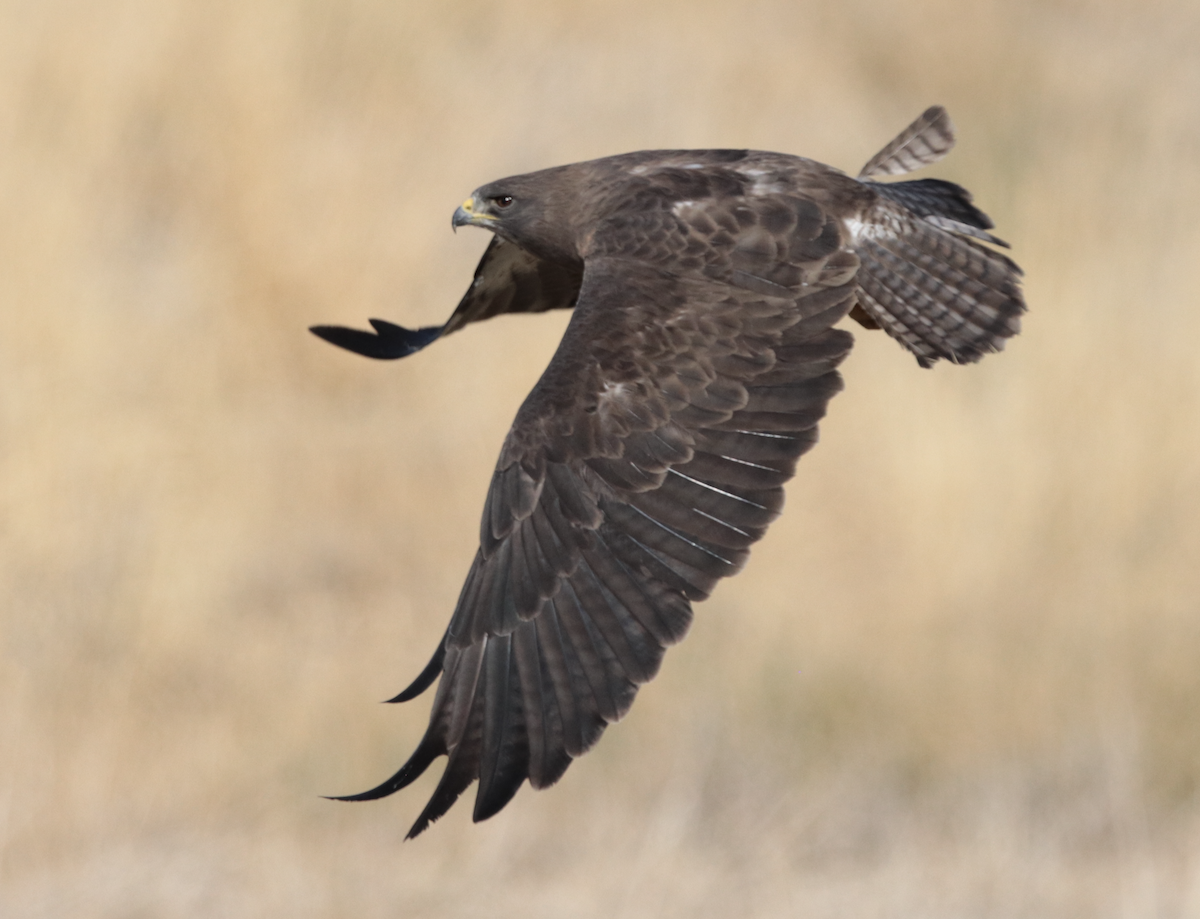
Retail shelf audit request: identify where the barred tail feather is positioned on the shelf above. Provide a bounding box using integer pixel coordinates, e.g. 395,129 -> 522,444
857,106 -> 956,179
850,208 -> 1025,367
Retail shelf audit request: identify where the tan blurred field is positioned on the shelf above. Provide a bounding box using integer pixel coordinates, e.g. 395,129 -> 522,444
2,0 -> 1200,915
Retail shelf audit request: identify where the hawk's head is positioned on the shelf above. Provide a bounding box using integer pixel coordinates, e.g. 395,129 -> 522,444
452,168 -> 582,267
451,190 -> 514,230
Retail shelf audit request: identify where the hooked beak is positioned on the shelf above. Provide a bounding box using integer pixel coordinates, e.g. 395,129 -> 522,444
452,195 -> 496,232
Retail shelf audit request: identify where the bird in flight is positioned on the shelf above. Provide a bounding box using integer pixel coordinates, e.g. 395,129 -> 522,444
311,107 -> 1025,838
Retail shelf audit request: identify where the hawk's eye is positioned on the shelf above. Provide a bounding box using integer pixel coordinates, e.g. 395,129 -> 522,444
491,195 -> 514,209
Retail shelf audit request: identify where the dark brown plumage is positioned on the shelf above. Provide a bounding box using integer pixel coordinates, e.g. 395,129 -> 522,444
311,106 -> 1025,838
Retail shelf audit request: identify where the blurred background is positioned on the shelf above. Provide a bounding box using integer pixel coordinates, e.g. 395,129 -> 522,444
2,0 -> 1199,915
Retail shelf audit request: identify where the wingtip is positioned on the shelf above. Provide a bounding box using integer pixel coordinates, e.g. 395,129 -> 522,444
309,319 -> 444,360
404,781 -> 467,839
471,778 -> 525,824
325,735 -> 444,803
405,816 -> 433,840
385,632 -> 449,703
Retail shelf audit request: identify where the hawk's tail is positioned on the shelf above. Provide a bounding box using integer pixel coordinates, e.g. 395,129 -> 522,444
847,106 -> 1025,367
849,207 -> 1025,367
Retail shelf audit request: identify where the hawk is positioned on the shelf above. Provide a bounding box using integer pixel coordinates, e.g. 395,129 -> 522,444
311,107 -> 1024,838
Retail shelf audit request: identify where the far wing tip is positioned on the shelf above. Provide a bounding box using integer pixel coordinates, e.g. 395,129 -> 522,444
309,319 -> 444,360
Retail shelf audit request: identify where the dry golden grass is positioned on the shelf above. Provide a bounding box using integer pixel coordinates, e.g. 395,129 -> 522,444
3,0 -> 1200,914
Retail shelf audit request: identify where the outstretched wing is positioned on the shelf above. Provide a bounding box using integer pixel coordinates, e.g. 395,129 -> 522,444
310,237 -> 582,359
334,192 -> 860,838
